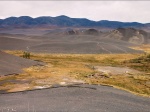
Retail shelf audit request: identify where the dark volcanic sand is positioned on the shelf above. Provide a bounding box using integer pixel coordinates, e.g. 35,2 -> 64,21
0,33 -> 144,54
0,51 -> 43,76
0,84 -> 149,112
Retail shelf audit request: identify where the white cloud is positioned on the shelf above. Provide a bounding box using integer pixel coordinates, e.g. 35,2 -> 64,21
0,1 -> 149,23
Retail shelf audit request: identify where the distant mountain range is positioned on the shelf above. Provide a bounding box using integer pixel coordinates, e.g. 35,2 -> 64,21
0,15 -> 149,28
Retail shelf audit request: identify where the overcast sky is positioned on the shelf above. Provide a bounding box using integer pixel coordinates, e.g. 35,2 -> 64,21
0,1 -> 150,23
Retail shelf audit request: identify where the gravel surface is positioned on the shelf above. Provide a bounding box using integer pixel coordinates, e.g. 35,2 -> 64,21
94,66 -> 142,75
0,51 -> 44,76
0,84 -> 149,112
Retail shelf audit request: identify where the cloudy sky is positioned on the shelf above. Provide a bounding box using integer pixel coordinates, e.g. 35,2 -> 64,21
0,1 -> 150,23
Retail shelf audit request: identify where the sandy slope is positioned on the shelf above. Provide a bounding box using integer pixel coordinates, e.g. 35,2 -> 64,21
0,51 -> 42,76
0,28 -> 145,54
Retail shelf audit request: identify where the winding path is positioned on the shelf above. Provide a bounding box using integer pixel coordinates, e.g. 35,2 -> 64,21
97,42 -> 128,53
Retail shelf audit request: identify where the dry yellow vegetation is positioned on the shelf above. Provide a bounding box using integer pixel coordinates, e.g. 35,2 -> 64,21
130,44 -> 150,53
1,50 -> 150,97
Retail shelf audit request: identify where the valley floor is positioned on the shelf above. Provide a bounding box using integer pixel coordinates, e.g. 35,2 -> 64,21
0,50 -> 150,97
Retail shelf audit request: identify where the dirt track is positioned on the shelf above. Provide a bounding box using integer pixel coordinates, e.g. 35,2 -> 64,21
94,66 -> 142,75
0,84 -> 149,112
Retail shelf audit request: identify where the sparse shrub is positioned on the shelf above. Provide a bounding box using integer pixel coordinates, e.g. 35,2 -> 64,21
23,51 -> 30,59
130,58 -> 141,63
129,54 -> 150,63
146,54 -> 150,58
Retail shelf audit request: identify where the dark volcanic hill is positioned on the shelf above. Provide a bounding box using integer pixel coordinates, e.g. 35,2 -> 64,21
106,28 -> 150,44
0,15 -> 148,28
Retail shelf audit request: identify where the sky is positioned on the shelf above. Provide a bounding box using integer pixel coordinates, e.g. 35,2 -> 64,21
0,1 -> 150,23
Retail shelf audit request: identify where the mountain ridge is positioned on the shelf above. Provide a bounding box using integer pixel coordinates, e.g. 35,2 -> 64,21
0,15 -> 149,28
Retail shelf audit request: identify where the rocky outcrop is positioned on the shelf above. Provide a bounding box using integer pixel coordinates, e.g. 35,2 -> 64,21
107,28 -> 150,44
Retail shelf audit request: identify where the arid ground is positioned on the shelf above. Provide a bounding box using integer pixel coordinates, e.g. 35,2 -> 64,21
0,27 -> 150,111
